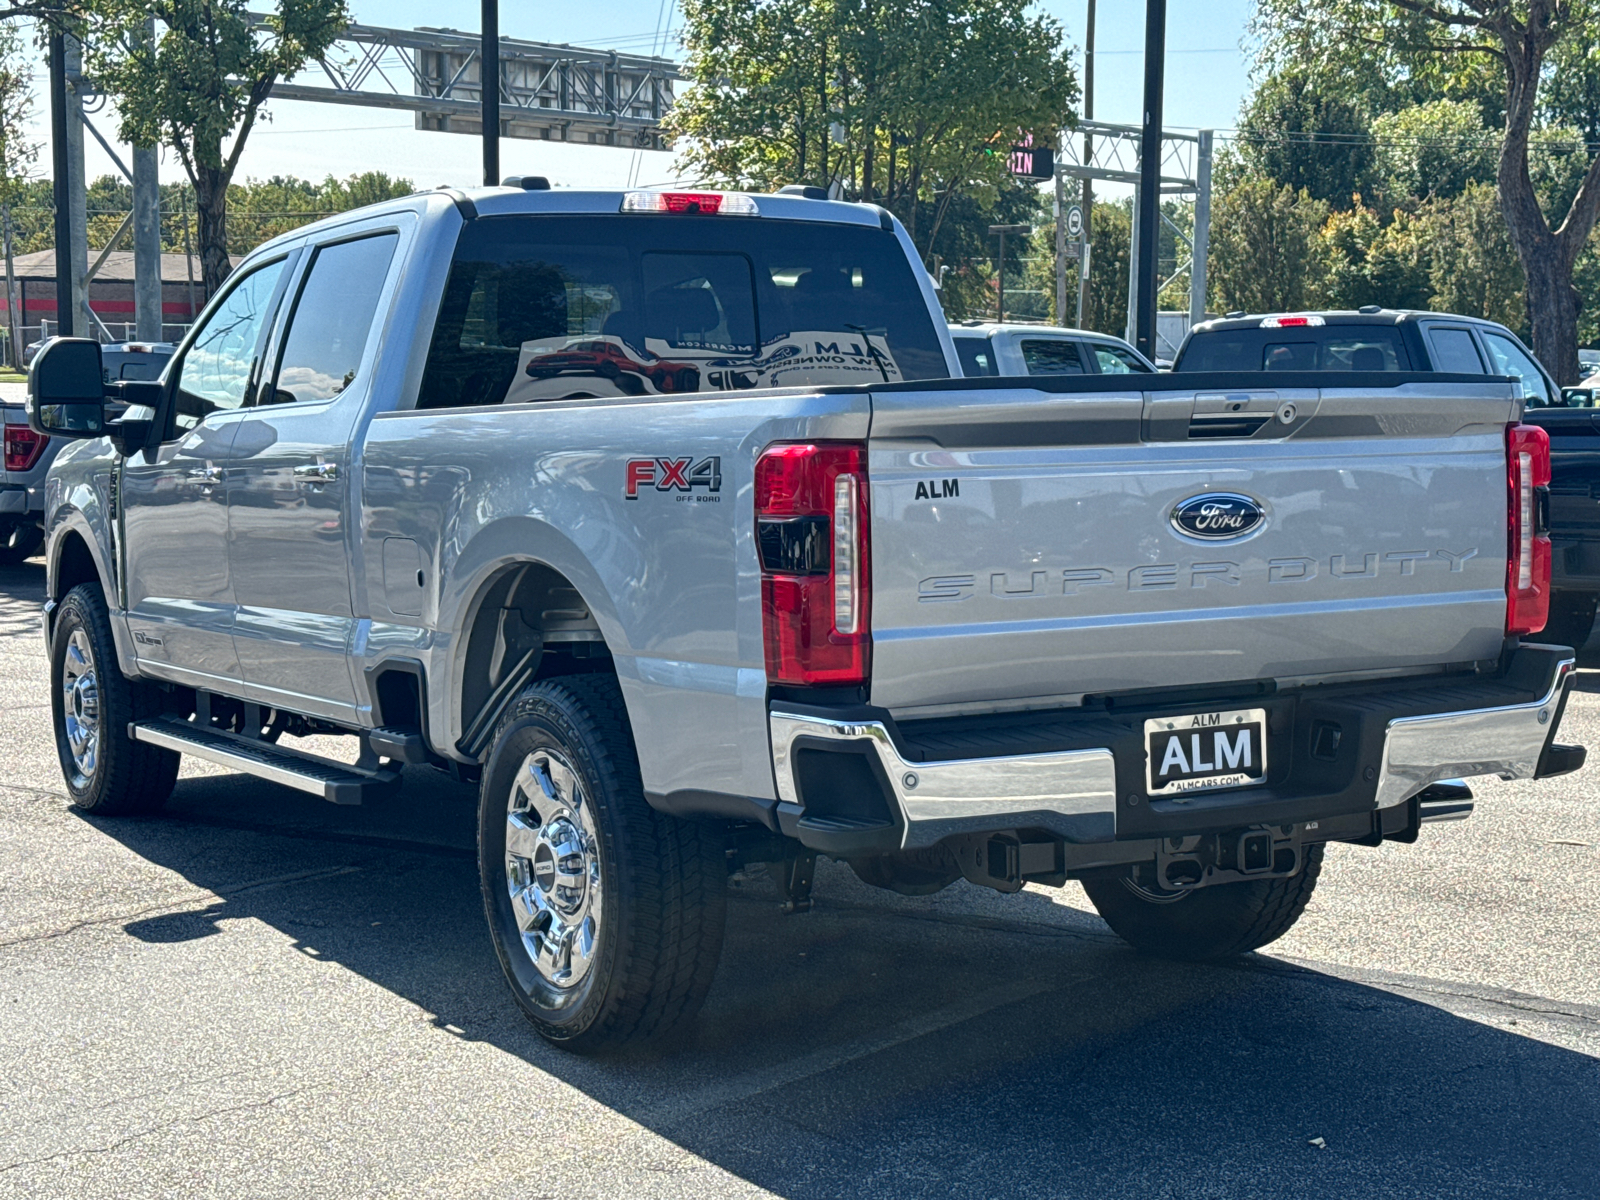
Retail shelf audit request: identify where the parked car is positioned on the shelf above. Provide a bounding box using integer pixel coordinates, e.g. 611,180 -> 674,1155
101,341 -> 176,383
949,321 -> 1157,377
1578,348 -> 1599,379
1174,308 -> 1600,649
28,188 -> 1584,1052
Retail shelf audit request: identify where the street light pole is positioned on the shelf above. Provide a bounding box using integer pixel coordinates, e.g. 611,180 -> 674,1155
482,0 -> 500,187
1134,0 -> 1166,359
989,224 -> 1030,323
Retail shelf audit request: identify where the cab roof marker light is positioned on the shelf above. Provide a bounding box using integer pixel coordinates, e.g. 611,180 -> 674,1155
620,191 -> 760,216
1260,315 -> 1325,328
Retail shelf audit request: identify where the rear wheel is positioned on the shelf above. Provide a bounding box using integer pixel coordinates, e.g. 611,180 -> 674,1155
50,583 -> 180,814
1082,844 -> 1324,961
1542,590 -> 1598,652
478,675 -> 726,1052
0,520 -> 44,565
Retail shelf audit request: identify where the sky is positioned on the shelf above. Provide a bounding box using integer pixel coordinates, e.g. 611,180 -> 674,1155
24,0 -> 1258,194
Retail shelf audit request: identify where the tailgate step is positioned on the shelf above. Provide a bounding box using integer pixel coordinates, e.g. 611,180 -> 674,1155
129,716 -> 402,805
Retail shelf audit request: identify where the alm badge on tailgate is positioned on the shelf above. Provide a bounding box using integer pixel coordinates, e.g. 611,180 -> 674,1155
1145,708 -> 1268,796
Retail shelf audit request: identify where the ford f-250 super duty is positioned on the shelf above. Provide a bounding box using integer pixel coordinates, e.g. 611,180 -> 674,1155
27,184 -> 1586,1052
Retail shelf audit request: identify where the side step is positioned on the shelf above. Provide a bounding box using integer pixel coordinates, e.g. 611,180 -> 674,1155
130,716 -> 403,805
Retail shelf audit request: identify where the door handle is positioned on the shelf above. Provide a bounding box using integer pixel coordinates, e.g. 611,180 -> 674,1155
185,465 -> 223,486
292,462 -> 340,483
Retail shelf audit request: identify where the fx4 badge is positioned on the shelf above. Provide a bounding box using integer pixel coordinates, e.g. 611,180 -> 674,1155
626,456 -> 723,501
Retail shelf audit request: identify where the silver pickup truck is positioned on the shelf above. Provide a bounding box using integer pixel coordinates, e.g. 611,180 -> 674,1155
27,185 -> 1586,1052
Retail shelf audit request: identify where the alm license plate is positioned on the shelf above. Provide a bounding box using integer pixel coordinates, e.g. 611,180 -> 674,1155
1145,708 -> 1268,797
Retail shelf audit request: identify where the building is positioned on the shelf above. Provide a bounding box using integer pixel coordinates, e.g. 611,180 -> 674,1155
1,249 -> 218,344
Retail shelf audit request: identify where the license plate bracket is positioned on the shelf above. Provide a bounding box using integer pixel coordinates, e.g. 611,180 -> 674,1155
1145,707 -> 1268,797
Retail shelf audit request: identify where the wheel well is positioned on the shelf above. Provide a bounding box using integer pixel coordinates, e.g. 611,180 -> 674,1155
54,531 -> 101,601
458,562 -> 612,758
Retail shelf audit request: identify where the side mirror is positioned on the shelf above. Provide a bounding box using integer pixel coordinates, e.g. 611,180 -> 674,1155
27,338 -> 106,439
1563,387 -> 1596,408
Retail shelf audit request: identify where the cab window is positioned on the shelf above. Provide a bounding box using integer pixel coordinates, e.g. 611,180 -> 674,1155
170,258 -> 287,431
1426,327 -> 1486,374
265,233 -> 399,405
1092,342 -> 1152,374
1020,339 -> 1085,375
955,338 -> 998,377
1481,331 -> 1553,407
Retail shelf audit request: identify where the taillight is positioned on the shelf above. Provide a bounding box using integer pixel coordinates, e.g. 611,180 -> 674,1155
620,190 -> 760,216
1259,315 -> 1324,328
755,442 -> 870,686
3,423 -> 46,472
1506,422 -> 1551,636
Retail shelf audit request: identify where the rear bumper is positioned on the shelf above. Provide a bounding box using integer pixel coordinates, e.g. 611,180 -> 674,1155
768,645 -> 1582,856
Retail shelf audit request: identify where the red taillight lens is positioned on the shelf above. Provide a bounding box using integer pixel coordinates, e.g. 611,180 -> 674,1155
755,442 -> 870,686
1506,422 -> 1552,636
3,423 -> 46,472
619,190 -> 760,216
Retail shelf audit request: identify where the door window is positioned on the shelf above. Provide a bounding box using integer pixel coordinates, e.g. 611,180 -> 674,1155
1481,331 -> 1553,406
171,258 -> 288,431
1020,339 -> 1086,375
267,233 -> 399,405
1091,342 -> 1152,374
1426,327 -> 1486,374
954,338 -> 998,377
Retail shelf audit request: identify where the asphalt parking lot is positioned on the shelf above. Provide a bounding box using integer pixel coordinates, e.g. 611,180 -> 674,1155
2,557 -> 1598,1199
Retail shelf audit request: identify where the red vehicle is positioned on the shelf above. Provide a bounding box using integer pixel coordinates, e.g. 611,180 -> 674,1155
524,338 -> 701,394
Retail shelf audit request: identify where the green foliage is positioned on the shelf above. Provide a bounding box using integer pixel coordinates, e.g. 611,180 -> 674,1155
1370,99 -> 1495,204
1235,72 -> 1376,211
1208,179 -> 1332,314
1322,201 -> 1433,311
1425,180 -> 1527,333
669,0 -> 1077,258
0,23 -> 35,204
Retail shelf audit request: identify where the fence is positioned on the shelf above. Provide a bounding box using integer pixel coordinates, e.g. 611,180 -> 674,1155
2,321 -> 194,368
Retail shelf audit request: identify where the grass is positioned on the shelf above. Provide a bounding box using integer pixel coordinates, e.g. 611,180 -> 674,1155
0,369 -> 25,383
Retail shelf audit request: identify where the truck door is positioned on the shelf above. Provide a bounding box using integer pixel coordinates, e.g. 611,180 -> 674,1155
226,231 -> 399,720
121,256 -> 291,685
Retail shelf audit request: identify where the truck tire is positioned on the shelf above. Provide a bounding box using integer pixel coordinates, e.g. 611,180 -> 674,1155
0,521 -> 44,564
50,583 -> 180,814
1082,844 -> 1324,961
478,675 -> 726,1052
1542,591 -> 1598,652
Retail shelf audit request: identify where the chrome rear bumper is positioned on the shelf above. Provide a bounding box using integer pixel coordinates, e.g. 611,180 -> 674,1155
768,652 -> 1579,851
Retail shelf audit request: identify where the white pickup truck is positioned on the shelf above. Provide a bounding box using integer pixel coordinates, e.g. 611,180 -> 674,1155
27,184 -> 1585,1051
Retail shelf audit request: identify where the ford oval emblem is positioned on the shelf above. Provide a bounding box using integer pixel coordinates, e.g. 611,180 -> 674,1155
1171,492 -> 1265,540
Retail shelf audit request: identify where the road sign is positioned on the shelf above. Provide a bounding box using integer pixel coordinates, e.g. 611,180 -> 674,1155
1065,204 -> 1084,240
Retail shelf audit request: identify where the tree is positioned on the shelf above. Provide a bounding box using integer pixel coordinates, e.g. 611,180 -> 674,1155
1322,200 -> 1434,310
1252,0 -> 1600,382
84,0 -> 348,295
1235,71 -> 1377,210
1370,99 -> 1497,203
0,22 -> 36,203
1426,179 -> 1527,330
669,0 -> 1077,260
1208,179 -> 1332,314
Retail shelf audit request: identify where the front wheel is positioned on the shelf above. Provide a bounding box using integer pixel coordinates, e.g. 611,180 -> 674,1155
478,675 -> 726,1052
1082,844 -> 1324,961
50,583 -> 180,814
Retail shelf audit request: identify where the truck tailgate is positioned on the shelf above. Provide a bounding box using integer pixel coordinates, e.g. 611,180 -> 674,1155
867,377 -> 1518,712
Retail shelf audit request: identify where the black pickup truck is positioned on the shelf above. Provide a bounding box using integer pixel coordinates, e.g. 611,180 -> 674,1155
1174,308 -> 1598,650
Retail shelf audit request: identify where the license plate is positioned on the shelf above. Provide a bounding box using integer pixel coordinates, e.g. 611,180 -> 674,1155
1145,708 -> 1267,796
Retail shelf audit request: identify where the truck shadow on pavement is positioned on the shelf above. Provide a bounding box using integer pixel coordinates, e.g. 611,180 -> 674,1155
77,765 -> 1600,1200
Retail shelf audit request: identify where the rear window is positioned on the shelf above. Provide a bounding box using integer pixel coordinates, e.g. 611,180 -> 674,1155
1175,327 -> 1410,372
954,337 -> 998,377
418,214 -> 948,408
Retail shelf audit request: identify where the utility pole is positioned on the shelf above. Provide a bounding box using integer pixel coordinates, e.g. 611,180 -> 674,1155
1189,129 -> 1213,330
48,31 -> 74,338
1079,0 -> 1095,328
134,19 -> 162,343
180,191 -> 197,322
990,224 -> 1029,323
3,204 -> 18,368
1134,0 -> 1167,360
482,0 -> 500,187
65,35 -> 88,340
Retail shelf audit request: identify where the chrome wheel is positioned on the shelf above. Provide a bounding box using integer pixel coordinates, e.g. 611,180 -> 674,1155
505,748 -> 603,990
60,628 -> 101,789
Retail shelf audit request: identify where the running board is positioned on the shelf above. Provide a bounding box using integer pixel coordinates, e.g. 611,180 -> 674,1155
129,717 -> 402,805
